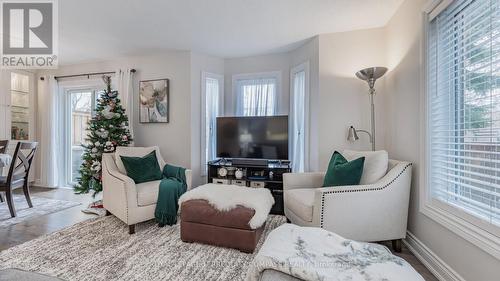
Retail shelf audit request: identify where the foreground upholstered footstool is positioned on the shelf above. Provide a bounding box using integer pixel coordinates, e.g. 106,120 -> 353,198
179,184 -> 274,253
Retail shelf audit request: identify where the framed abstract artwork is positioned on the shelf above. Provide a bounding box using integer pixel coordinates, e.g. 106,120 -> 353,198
139,79 -> 169,123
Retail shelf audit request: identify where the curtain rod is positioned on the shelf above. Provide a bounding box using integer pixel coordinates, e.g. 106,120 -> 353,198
53,69 -> 136,80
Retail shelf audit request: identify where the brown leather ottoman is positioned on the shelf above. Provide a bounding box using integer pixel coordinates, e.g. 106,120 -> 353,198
180,199 -> 265,253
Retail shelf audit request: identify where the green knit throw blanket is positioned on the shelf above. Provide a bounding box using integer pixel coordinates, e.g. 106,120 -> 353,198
154,164 -> 187,227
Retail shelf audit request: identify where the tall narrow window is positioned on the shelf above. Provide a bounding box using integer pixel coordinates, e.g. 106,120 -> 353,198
69,90 -> 93,184
427,0 -> 500,231
65,88 -> 101,186
291,62 -> 309,172
201,72 -> 223,175
233,72 -> 280,116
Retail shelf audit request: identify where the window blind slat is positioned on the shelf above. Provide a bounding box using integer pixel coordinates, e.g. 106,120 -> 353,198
432,191 -> 500,223
432,189 -> 500,217
433,158 -> 500,174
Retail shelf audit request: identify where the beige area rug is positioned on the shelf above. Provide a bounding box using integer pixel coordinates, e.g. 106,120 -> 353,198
0,196 -> 80,228
0,215 -> 286,281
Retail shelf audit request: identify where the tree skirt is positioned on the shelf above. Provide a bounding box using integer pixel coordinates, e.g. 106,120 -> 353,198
0,196 -> 80,228
0,215 -> 286,281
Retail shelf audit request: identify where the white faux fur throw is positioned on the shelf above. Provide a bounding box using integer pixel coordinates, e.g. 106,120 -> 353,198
247,224 -> 425,281
178,183 -> 274,229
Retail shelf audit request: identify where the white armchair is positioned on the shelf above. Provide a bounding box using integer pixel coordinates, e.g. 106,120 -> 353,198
283,160 -> 412,251
101,146 -> 192,234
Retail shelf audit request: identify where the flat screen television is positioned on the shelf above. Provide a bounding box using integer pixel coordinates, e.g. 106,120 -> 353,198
216,116 -> 288,160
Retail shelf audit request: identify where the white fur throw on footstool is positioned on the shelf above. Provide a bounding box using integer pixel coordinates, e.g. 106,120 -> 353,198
247,224 -> 425,281
178,183 -> 274,229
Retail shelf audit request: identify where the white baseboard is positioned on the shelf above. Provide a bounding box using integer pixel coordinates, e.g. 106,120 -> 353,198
32,180 -> 58,188
403,231 -> 466,281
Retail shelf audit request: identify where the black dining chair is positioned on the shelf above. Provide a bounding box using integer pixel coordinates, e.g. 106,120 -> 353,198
0,142 -> 38,217
0,140 -> 8,154
0,140 -> 8,203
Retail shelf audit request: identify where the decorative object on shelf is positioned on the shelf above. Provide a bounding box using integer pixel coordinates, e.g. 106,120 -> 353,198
74,75 -> 133,196
10,72 -> 31,141
217,167 -> 228,178
207,160 -> 291,215
226,166 -> 237,177
235,168 -> 244,179
139,79 -> 169,123
349,67 -> 387,151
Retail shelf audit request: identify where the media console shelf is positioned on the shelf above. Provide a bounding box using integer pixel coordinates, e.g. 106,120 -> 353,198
207,160 -> 291,215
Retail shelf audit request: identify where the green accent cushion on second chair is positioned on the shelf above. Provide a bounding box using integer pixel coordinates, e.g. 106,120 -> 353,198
323,151 -> 365,187
120,151 -> 163,184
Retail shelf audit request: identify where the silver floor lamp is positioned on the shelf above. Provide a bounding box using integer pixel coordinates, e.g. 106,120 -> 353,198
348,67 -> 387,151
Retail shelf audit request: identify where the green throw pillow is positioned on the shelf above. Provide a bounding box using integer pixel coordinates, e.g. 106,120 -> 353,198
120,151 -> 163,184
323,151 -> 365,187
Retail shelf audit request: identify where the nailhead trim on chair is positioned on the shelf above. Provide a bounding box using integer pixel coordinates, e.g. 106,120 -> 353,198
319,163 -> 412,228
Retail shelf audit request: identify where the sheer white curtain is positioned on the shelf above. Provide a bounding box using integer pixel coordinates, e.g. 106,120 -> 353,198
37,76 -> 60,187
205,78 -> 220,164
235,78 -> 277,116
291,70 -> 306,172
115,69 -> 134,139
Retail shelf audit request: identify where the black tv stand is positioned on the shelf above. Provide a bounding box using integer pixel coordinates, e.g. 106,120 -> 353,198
207,159 -> 291,215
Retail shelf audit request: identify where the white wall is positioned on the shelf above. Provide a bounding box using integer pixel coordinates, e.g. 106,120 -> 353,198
38,51 -> 193,180
190,52 -> 224,186
224,52 -> 291,116
316,28 -> 387,170
384,0 -> 500,280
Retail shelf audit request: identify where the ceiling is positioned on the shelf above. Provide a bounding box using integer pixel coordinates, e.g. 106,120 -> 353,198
59,0 -> 403,65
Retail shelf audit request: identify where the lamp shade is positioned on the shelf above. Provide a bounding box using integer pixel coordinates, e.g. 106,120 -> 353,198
347,126 -> 359,141
355,67 -> 388,81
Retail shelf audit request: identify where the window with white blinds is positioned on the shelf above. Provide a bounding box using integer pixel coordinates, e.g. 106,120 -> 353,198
427,0 -> 500,229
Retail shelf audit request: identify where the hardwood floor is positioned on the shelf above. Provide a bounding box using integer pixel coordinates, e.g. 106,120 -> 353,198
380,241 -> 438,281
0,187 -> 95,251
0,187 -> 438,281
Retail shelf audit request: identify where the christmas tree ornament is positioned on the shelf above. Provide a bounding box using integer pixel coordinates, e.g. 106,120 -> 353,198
102,105 -> 115,119
91,161 -> 101,172
107,90 -> 118,98
103,141 -> 115,152
96,130 -> 109,139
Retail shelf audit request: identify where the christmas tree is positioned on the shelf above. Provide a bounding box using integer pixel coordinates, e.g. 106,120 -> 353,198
74,75 -> 133,196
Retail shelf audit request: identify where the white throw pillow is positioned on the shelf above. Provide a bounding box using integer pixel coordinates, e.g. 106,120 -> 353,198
342,150 -> 388,184
114,146 -> 163,174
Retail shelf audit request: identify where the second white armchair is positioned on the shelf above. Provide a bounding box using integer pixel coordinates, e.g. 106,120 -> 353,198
283,159 -> 412,252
